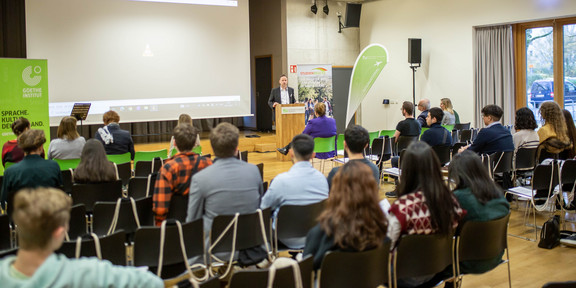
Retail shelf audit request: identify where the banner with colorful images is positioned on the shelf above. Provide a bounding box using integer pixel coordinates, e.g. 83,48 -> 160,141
297,64 -> 333,117
346,44 -> 388,127
0,59 -> 50,175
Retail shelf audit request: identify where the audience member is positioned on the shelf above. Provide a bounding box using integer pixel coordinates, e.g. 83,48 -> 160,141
327,125 -> 380,188
47,116 -> 86,160
2,118 -> 32,167
186,122 -> 263,236
94,110 -> 135,160
154,124 -> 212,226
1,130 -> 62,218
561,109 -> 576,159
73,139 -> 117,184
416,99 -> 431,128
420,107 -> 452,147
0,187 -> 163,287
260,134 -> 328,249
440,98 -> 456,125
459,104 -> 513,155
537,101 -> 572,160
168,114 -> 194,157
387,141 -> 464,287
512,107 -> 539,149
304,161 -> 388,270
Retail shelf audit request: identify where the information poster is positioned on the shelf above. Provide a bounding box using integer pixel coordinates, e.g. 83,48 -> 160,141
0,59 -> 50,175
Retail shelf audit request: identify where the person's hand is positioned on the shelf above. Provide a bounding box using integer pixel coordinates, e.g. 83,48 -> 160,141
458,145 -> 470,154
273,102 -> 279,108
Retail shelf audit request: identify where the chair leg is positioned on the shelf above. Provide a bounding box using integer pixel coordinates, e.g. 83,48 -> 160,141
506,249 -> 512,288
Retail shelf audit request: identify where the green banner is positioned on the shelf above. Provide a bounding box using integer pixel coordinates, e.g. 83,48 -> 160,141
0,59 -> 50,175
346,44 -> 388,126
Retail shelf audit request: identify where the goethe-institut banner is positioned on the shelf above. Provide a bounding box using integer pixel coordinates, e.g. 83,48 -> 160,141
0,59 -> 50,175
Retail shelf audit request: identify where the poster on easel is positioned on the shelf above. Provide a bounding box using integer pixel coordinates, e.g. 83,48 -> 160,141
0,59 -> 50,175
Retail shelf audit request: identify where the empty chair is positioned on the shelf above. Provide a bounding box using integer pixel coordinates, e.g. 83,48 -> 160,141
114,162 -> 132,186
133,219 -> 205,279
274,201 -> 325,254
0,214 -> 12,250
459,129 -> 472,142
67,204 -> 87,240
313,136 -> 336,173
56,230 -> 127,266
319,242 -> 391,288
127,174 -> 157,199
366,137 -> 384,163
513,147 -> 538,185
92,197 -> 154,239
134,149 -> 167,166
70,180 -> 123,212
61,168 -> 74,194
432,145 -> 451,166
106,152 -> 132,164
454,122 -> 471,130
228,256 -> 314,288
54,158 -> 81,171
134,157 -> 163,177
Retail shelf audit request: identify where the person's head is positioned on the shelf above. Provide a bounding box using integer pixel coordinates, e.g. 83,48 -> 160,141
279,74 -> 288,89
75,139 -> 116,183
210,122 -> 239,158
440,98 -> 454,113
539,102 -> 568,142
102,110 -> 120,125
318,161 -> 388,251
514,107 -> 538,131
401,101 -> 414,117
418,99 -> 430,112
173,123 -> 199,152
481,104 -> 503,126
344,125 -> 370,154
57,116 -> 80,140
426,107 -> 444,126
18,129 -> 46,155
323,97 -> 327,102
449,150 -> 503,204
178,114 -> 193,126
13,187 -> 71,251
398,141 -> 457,235
11,117 -> 30,137
315,102 -> 327,117
290,134 -> 315,161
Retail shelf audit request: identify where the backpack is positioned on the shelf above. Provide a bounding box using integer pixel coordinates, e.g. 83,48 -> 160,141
538,215 -> 561,249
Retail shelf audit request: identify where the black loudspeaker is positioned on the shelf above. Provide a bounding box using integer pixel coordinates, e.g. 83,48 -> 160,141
345,3 -> 362,28
408,38 -> 421,64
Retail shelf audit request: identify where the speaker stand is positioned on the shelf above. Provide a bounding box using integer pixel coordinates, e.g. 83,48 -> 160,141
410,63 -> 420,106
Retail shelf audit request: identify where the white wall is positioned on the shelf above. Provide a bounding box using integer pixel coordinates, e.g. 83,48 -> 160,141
359,0 -> 576,131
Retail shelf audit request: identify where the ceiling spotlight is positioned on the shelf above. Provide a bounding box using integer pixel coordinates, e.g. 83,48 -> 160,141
311,0 -> 317,14
323,0 -> 329,15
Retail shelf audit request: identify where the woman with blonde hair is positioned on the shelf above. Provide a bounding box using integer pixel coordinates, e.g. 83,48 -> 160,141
440,98 -> 456,125
48,116 -> 86,160
538,101 -> 572,159
168,114 -> 197,157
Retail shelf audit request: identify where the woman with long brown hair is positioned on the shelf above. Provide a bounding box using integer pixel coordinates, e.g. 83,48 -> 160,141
303,161 -> 388,269
74,139 -> 117,183
538,101 -> 572,159
48,116 -> 86,160
168,114 -> 195,157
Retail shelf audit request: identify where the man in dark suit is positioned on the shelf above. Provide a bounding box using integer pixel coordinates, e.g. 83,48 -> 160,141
459,104 -> 514,155
268,74 -> 295,113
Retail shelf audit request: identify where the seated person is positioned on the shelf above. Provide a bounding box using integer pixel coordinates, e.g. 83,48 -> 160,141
512,107 -> 539,149
459,104 -> 513,155
94,110 -> 135,160
304,161 -> 388,270
327,125 -> 380,188
2,118 -> 40,167
260,134 -> 328,249
440,98 -> 456,125
420,107 -> 452,147
0,187 -> 163,287
416,99 -> 430,128
47,116 -> 86,160
73,139 -> 118,184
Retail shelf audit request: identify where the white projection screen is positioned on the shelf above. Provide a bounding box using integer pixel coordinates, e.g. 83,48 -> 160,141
25,0 -> 251,126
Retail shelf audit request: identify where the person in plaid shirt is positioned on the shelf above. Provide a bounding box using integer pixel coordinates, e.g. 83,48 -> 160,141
152,123 -> 212,225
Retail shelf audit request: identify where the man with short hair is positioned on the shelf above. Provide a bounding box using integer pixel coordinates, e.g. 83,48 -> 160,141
327,125 -> 380,188
153,123 -> 212,226
393,101 -> 421,143
94,110 -> 135,160
459,104 -> 513,155
0,187 -> 163,287
186,123 -> 263,235
261,134 -> 328,248
416,99 -> 431,128
268,74 -> 296,123
420,107 -> 452,147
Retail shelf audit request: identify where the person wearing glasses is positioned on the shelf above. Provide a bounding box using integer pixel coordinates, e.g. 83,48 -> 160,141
458,104 -> 513,155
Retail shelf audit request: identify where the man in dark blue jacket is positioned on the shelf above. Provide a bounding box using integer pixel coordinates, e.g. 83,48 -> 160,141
420,107 -> 452,147
459,104 -> 513,155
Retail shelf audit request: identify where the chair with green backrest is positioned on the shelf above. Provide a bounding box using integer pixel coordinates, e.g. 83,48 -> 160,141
336,134 -> 345,157
133,149 -> 167,166
419,128 -> 429,140
106,153 -> 132,164
442,124 -> 454,132
169,145 -> 202,157
54,158 -> 81,171
379,130 -> 395,138
313,136 -> 336,174
368,131 -> 379,148
4,162 -> 16,169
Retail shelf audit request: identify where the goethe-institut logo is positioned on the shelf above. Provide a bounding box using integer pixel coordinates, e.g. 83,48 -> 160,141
22,66 -> 42,98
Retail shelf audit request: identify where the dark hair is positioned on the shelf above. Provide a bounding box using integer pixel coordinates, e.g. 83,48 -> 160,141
481,105 -> 503,121
562,109 -> 576,158
514,107 -> 537,131
449,150 -> 503,204
210,122 -> 239,158
18,129 -> 46,154
291,134 -> 314,161
398,141 -> 458,235
74,139 -> 117,183
344,125 -> 369,153
318,161 -> 388,251
402,101 -> 414,116
428,107 -> 444,123
173,124 -> 199,152
12,118 -> 30,137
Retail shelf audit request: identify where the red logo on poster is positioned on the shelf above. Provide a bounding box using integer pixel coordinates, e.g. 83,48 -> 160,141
290,65 -> 297,73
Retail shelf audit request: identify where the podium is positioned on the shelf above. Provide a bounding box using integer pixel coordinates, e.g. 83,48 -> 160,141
275,103 -> 306,161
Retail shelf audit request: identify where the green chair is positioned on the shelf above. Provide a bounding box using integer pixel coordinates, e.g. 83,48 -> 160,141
336,134 -> 345,157
442,124 -> 454,132
134,149 -> 167,166
106,153 -> 132,164
54,158 -> 81,171
368,131 -> 380,147
379,130 -> 395,138
313,136 -> 336,174
170,145 -> 202,157
419,128 -> 429,140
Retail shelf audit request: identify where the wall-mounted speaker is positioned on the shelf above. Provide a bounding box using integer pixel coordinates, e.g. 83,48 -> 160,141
345,3 -> 362,28
408,38 -> 421,64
